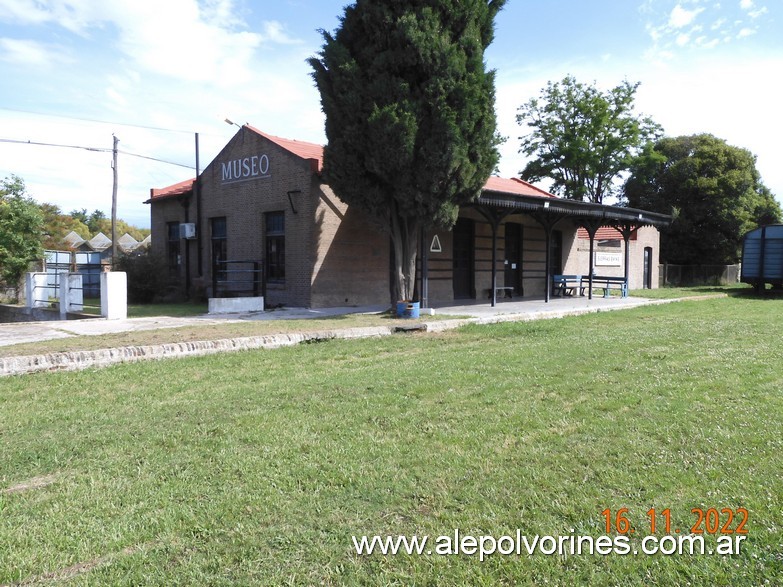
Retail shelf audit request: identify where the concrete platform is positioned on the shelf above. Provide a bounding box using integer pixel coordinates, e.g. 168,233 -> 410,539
0,297 -> 656,348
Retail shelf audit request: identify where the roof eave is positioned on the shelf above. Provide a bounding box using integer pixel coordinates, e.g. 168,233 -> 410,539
477,192 -> 672,227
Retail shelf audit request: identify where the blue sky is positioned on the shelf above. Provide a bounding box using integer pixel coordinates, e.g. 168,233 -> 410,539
1,0 -> 780,228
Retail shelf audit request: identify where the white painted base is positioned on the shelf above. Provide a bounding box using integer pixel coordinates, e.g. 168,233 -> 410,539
101,272 -> 127,320
208,297 -> 264,314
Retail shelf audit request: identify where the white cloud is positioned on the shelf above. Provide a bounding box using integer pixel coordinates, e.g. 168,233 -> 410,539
737,27 -> 756,37
0,1 -> 305,84
739,0 -> 768,18
669,4 -> 705,28
0,38 -> 70,66
0,0 -> 55,26
0,0 -> 110,35
697,37 -> 720,48
258,21 -> 302,45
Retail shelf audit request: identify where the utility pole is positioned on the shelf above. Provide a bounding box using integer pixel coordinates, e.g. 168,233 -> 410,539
195,132 -> 202,276
111,134 -> 119,266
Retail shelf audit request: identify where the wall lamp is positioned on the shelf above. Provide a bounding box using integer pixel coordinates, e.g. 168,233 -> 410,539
287,190 -> 301,214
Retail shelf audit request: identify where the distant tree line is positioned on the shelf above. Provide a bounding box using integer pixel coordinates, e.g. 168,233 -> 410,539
0,174 -> 150,292
517,76 -> 781,265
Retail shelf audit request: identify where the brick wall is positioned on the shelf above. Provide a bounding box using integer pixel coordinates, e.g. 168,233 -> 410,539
151,129 -> 395,309
562,224 -> 661,290
310,185 -> 390,307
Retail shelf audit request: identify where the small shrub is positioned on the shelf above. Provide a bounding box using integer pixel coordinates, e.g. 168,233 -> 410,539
113,250 -> 170,303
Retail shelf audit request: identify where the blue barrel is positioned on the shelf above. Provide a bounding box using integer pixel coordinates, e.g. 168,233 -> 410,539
396,301 -> 420,318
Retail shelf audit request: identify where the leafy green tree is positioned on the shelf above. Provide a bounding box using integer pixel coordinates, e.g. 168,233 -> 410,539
69,208 -> 89,225
309,0 -> 505,302
624,134 -> 781,264
68,208 -> 149,242
517,75 -> 662,203
90,218 -> 150,242
40,203 -> 91,249
86,209 -> 107,234
0,176 -> 44,290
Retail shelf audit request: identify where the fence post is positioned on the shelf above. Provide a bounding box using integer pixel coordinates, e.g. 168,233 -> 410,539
25,273 -> 35,308
59,273 -> 69,319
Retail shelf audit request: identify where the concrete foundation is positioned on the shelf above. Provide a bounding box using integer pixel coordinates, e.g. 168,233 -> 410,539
208,296 -> 265,314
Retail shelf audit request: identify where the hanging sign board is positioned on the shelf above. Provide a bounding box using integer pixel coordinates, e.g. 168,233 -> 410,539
595,252 -> 622,266
430,235 -> 442,253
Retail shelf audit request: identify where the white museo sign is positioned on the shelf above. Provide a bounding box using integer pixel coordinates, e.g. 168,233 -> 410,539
221,154 -> 270,184
595,252 -> 622,266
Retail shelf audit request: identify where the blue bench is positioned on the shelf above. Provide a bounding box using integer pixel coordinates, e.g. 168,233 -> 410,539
552,274 -> 584,297
589,275 -> 628,298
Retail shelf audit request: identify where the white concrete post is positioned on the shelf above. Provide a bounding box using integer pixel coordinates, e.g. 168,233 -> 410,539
26,273 -> 50,309
101,271 -> 127,320
59,273 -> 84,317
68,274 -> 84,312
25,273 -> 35,308
59,274 -> 69,319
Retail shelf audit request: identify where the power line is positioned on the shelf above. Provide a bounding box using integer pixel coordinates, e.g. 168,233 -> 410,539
0,137 -> 106,152
0,106 -> 198,135
118,149 -> 195,169
0,137 -> 196,169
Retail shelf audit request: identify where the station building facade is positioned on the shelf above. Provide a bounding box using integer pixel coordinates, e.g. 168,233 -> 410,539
147,125 -> 669,308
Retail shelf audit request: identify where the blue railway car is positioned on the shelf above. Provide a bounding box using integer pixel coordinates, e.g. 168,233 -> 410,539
741,225 -> 783,291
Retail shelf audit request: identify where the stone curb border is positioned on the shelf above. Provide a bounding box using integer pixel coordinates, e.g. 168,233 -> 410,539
0,296 -> 723,377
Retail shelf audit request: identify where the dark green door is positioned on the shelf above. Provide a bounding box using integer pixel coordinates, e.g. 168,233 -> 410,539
504,222 -> 523,295
453,218 -> 474,299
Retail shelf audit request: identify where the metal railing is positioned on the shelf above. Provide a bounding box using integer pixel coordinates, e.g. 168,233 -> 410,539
27,271 -> 101,314
27,272 -> 60,308
212,260 -> 265,298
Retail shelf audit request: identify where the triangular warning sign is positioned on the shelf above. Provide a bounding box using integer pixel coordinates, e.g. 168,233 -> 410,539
430,235 -> 442,253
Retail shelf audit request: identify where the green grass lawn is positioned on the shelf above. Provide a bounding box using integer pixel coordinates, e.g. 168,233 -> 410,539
76,298 -> 209,318
1,297 -> 781,585
629,284 -> 753,299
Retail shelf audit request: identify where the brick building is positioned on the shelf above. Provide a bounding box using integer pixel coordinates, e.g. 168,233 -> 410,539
147,126 -> 669,307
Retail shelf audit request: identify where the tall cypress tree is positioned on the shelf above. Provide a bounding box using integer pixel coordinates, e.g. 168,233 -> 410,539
309,0 -> 505,303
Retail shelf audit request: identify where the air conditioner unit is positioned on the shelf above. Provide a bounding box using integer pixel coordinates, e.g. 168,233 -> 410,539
180,223 -> 196,239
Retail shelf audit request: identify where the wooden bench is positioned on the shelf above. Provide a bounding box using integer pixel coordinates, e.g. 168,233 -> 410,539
589,275 -> 628,298
552,274 -> 584,297
486,286 -> 514,299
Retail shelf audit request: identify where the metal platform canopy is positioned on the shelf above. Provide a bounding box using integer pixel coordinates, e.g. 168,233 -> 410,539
471,192 -> 672,305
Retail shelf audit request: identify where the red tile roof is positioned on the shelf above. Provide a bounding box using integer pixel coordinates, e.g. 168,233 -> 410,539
576,226 -> 638,240
246,126 -> 324,173
147,178 -> 195,202
146,128 -> 559,203
483,176 -> 556,198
